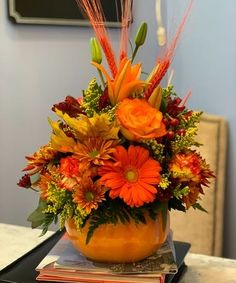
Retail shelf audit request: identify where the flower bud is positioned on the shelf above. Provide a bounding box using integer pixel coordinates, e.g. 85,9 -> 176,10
135,22 -> 148,47
148,86 -> 162,109
90,37 -> 102,64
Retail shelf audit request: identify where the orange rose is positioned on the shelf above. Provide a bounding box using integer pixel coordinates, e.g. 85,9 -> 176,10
116,98 -> 166,141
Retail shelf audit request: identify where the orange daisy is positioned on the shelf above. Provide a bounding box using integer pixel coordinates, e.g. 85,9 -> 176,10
74,137 -> 118,166
98,145 -> 161,207
23,144 -> 57,174
38,171 -> 52,200
73,176 -> 106,214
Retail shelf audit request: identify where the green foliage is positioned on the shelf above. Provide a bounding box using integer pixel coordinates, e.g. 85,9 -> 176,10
173,185 -> 189,199
160,202 -> 168,231
27,199 -> 58,236
84,200 -> 170,244
160,85 -> 176,113
146,201 -> 169,231
168,198 -> 186,212
192,202 -> 208,213
40,213 -> 58,236
162,85 -> 177,98
85,199 -> 150,244
27,199 -> 47,229
180,111 -> 202,129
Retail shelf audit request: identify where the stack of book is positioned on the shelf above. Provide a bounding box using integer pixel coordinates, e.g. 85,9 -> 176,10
36,233 -> 190,283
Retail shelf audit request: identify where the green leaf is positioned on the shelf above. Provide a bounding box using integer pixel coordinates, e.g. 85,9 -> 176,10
86,223 -> 98,244
117,209 -> 130,224
27,199 -> 47,229
168,198 -> 186,212
160,202 -> 168,232
40,214 -> 57,236
192,203 -> 208,213
160,98 -> 167,113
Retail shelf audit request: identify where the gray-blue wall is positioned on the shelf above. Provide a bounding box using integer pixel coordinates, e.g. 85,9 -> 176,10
166,0 -> 236,259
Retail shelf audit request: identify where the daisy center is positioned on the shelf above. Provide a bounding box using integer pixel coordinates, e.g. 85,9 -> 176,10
85,192 -> 95,201
89,150 -> 99,158
125,169 -> 138,182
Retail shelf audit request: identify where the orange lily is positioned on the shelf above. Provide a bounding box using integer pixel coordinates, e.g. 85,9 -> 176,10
92,57 -> 145,105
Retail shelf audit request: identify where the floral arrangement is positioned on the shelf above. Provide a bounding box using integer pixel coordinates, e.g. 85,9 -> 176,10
18,0 -> 214,244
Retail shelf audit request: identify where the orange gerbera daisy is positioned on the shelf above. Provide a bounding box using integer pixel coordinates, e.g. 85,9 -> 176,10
73,176 -> 106,214
74,137 -> 118,166
98,145 -> 161,207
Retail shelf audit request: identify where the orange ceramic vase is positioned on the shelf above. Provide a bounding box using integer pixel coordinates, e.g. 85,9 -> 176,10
65,211 -> 170,263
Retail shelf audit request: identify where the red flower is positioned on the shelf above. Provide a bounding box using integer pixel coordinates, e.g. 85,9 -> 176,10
17,174 -> 31,188
52,96 -> 83,118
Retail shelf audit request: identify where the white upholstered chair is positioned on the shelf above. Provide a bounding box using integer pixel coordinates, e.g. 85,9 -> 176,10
170,113 -> 228,256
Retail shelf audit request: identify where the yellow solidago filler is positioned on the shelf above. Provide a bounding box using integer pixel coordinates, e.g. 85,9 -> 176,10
73,207 -> 89,229
45,183 -> 68,214
171,131 -> 200,153
158,174 -> 171,190
186,127 -> 198,135
141,139 -> 165,162
59,203 -> 75,229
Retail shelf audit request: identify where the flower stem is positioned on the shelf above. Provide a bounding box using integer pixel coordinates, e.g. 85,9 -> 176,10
97,69 -> 105,88
131,45 -> 139,63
